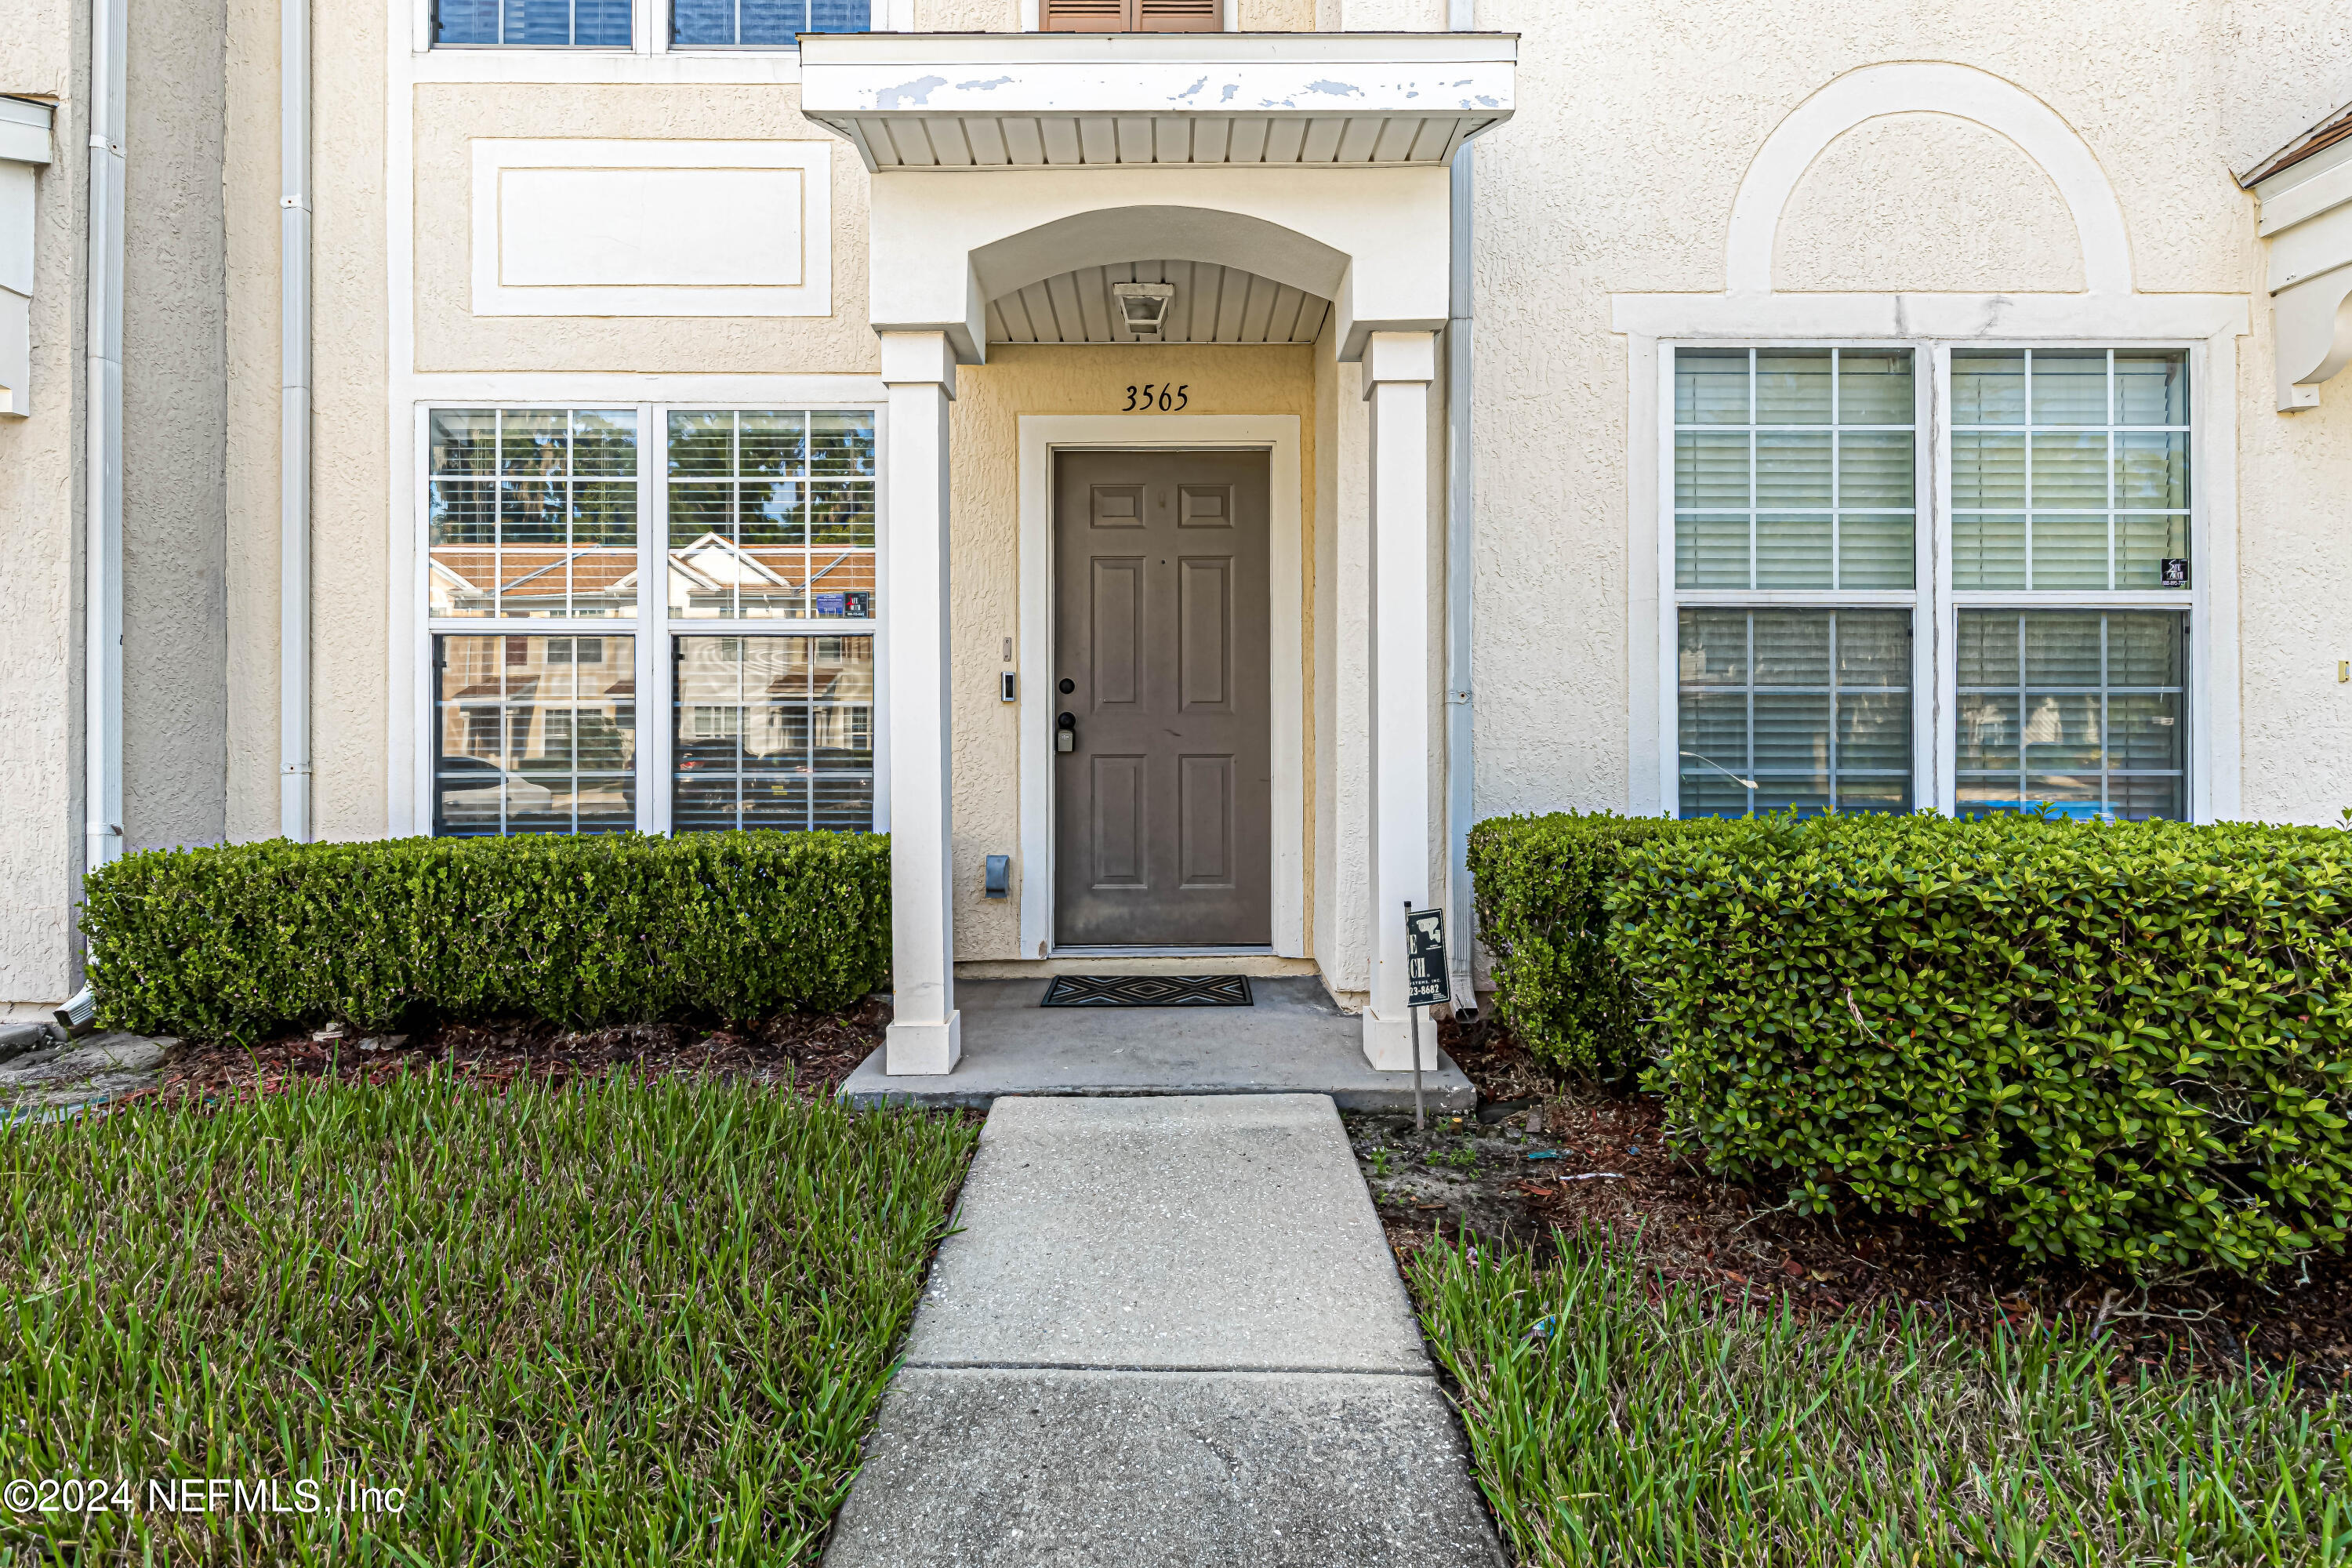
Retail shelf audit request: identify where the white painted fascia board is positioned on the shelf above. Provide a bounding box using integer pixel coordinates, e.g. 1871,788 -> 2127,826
2255,135 -> 2352,237
2264,201 -> 2352,293
0,97 -> 54,165
798,33 -> 1515,166
803,32 -> 1519,69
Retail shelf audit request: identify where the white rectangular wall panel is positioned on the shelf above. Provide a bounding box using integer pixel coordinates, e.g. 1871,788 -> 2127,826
470,140 -> 833,317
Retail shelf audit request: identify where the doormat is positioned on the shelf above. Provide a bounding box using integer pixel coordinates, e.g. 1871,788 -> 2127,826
1039,975 -> 1254,1008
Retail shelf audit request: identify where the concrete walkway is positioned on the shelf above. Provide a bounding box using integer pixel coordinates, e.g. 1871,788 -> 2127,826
825,1094 -> 1502,1567
840,979 -> 1476,1113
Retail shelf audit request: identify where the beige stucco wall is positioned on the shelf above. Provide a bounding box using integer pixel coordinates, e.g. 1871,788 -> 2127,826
944,341 -> 1319,960
120,0 -> 228,856
305,0 -> 389,844
411,85 -> 876,375
222,0 -> 279,845
1462,0 -> 2352,830
0,8 -> 83,1006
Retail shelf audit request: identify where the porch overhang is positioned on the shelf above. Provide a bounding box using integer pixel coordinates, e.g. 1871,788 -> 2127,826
802,33 -> 1515,365
797,31 -> 1515,172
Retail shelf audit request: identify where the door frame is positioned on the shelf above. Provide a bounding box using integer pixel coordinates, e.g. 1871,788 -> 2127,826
1017,414 -> 1305,960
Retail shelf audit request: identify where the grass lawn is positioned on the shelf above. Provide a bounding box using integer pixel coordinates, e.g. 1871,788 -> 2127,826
1412,1236 -> 2352,1568
2,1072 -> 976,1565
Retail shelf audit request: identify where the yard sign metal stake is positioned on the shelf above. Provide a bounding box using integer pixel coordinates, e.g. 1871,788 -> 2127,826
1403,902 -> 1450,1133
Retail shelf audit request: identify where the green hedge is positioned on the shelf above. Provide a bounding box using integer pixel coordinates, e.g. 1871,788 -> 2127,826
82,832 -> 891,1045
1607,815 -> 2352,1276
1468,812 -> 1739,1073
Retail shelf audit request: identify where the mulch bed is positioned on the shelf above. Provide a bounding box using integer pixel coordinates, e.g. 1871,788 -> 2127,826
153,1000 -> 891,1103
1363,1011 -> 2352,1393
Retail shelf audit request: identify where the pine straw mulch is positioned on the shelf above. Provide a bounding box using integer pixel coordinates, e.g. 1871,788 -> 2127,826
1363,1011 -> 2352,1395
150,999 -> 891,1105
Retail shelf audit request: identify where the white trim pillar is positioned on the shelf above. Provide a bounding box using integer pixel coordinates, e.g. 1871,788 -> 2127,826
881,331 -> 961,1075
1362,330 -> 1438,1071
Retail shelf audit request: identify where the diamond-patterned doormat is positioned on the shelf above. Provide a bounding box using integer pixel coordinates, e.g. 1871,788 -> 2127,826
1039,975 -> 1255,1008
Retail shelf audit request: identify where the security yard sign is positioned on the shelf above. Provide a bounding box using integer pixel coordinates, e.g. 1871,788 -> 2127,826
1404,907 -> 1449,1008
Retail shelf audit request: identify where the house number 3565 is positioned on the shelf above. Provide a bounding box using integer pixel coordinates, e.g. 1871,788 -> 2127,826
1123,384 -> 1189,412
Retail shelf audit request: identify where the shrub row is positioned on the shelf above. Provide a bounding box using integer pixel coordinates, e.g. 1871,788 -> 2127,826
1468,811 -> 1737,1073
82,832 -> 891,1045
1474,811 -> 2352,1276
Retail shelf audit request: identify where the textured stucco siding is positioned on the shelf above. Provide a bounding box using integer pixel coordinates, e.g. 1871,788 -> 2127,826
223,0 -> 280,844
0,0 -> 85,1007
120,0 -> 228,855
1461,0 -> 2352,829
944,343 -> 1319,961
306,0 -> 388,844
410,84 -> 877,376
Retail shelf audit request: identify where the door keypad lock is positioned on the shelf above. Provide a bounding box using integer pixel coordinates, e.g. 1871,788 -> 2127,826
1056,711 -> 1077,753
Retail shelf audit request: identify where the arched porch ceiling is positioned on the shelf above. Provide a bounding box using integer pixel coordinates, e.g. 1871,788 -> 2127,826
988,261 -> 1331,347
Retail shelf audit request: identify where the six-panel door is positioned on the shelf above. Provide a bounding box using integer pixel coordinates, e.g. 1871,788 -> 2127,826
1052,449 -> 1272,946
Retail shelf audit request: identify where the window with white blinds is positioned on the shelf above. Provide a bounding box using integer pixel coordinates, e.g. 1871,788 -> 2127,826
1668,343 -> 2194,823
1673,347 -> 1918,818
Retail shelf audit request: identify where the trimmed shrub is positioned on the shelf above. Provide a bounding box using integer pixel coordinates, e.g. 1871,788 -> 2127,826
1610,814 -> 2352,1276
82,832 -> 891,1044
1468,812 -> 1740,1073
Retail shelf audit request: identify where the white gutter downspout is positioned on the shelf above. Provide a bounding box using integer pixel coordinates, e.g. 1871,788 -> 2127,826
279,0 -> 310,840
82,0 -> 126,874
1443,0 -> 1478,1015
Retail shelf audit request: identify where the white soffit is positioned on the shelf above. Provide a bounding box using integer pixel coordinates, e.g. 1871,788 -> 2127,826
2248,110 -> 2352,410
988,260 -> 1330,345
798,32 -> 1515,171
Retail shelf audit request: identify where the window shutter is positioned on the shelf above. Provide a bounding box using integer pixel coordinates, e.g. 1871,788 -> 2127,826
1135,0 -> 1219,28
1040,0 -> 1130,29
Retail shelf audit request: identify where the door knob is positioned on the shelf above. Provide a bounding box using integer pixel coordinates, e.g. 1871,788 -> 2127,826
1056,711 -> 1076,753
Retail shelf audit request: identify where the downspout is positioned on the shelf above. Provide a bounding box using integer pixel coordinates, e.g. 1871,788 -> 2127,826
1442,0 -> 1477,1014
83,0 -> 126,875
279,0 -> 310,840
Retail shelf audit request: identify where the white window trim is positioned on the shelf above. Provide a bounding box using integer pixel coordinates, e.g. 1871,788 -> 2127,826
1624,310 -> 2245,824
405,390 -> 890,840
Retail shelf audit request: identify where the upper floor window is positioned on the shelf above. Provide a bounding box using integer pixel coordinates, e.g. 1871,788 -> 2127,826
1042,0 -> 1221,31
671,0 -> 870,48
434,0 -> 633,46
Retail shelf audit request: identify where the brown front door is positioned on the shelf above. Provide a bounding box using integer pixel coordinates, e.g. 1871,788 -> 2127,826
1053,449 -> 1272,946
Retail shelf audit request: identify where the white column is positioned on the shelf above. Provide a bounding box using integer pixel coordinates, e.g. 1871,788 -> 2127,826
881,331 -> 961,1075
1362,331 -> 1437,1071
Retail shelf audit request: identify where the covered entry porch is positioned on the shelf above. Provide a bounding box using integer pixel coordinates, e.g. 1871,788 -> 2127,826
798,29 -> 1515,1079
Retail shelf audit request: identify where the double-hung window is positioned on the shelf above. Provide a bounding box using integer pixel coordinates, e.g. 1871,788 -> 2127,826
1668,344 -> 2194,822
426,404 -> 881,838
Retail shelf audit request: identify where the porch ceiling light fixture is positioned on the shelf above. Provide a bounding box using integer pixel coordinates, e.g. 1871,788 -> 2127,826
1112,281 -> 1176,339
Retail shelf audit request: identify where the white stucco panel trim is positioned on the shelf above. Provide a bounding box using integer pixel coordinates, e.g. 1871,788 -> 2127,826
1017,414 -> 1306,962
1726,62 -> 2136,299
469,139 -> 833,318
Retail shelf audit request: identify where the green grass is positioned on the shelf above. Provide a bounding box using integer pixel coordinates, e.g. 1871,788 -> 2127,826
1412,1235 -> 2352,1567
1,1072 -> 977,1566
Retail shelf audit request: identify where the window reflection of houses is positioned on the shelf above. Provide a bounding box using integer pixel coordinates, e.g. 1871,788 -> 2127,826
665,532 -> 875,620
433,634 -> 637,835
673,634 -> 874,832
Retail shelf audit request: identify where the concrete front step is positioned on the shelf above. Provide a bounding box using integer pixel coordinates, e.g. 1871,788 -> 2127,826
840,978 -> 1476,1113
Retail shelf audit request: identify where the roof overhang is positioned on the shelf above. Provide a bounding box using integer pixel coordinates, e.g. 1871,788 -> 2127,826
2246,104 -> 2352,410
798,31 -> 1515,172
